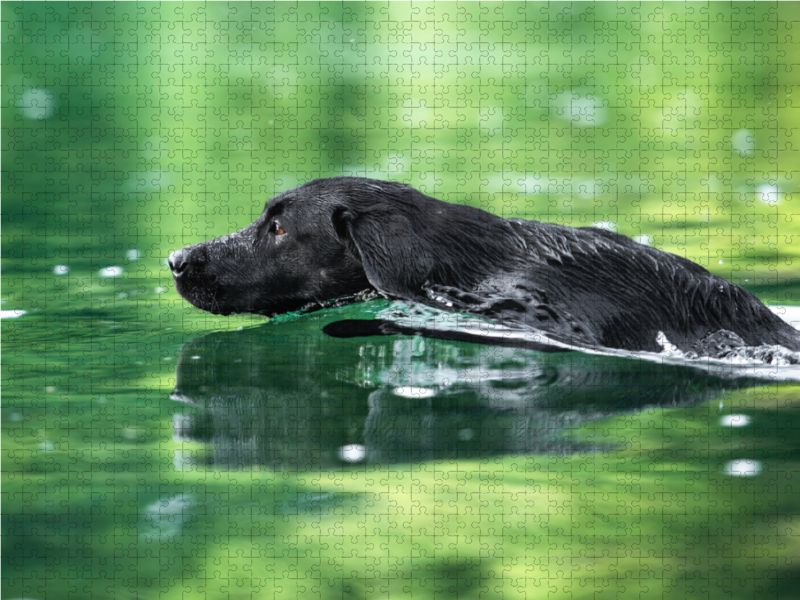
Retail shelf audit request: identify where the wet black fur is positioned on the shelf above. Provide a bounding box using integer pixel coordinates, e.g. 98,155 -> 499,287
169,177 -> 800,353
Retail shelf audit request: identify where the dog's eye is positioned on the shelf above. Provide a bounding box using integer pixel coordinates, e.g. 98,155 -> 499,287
273,222 -> 286,236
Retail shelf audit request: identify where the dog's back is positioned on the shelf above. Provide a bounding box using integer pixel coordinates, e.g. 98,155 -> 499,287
499,219 -> 800,352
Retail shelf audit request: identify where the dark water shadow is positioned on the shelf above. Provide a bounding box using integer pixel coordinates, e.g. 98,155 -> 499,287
169,305 -> 773,471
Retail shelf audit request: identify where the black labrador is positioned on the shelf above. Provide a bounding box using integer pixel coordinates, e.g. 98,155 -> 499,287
168,177 -> 800,354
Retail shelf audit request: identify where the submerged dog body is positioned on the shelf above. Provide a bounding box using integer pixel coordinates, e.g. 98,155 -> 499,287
169,177 -> 800,353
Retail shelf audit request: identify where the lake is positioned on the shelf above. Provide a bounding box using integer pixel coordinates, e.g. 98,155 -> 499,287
4,268 -> 800,598
4,2 -> 800,598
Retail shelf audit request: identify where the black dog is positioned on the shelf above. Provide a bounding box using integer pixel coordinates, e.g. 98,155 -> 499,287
169,177 -> 800,353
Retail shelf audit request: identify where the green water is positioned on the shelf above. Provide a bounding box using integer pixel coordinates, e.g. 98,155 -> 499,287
4,3 -> 800,599
4,283 -> 800,599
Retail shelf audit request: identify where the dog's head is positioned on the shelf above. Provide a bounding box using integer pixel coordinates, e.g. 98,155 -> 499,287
168,177 -> 439,316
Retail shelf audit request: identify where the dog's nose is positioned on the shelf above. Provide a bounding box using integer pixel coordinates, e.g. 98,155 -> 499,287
168,249 -> 187,275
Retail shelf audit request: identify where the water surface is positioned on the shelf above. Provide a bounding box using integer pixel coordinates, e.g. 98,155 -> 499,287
4,267 -> 800,599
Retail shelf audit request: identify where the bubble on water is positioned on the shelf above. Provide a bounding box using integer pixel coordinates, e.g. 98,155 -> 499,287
21,87 -> 56,120
0,310 -> 26,319
339,444 -> 366,463
53,265 -> 70,275
724,459 -> 762,477
99,266 -> 123,278
720,414 -> 751,427
757,184 -> 779,205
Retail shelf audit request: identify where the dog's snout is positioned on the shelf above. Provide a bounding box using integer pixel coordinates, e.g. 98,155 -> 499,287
169,246 -> 208,277
168,249 -> 188,275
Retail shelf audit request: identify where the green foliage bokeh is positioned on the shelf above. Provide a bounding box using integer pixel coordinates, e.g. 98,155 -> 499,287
3,2 -> 799,295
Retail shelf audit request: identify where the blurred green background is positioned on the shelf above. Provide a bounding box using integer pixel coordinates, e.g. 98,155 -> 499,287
3,1 -> 800,299
4,3 -> 800,600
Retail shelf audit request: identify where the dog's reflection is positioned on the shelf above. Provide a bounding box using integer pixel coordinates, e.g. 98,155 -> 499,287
170,318 -> 761,470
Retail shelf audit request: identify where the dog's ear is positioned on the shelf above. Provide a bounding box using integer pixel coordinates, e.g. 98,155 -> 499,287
332,206 -> 433,298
